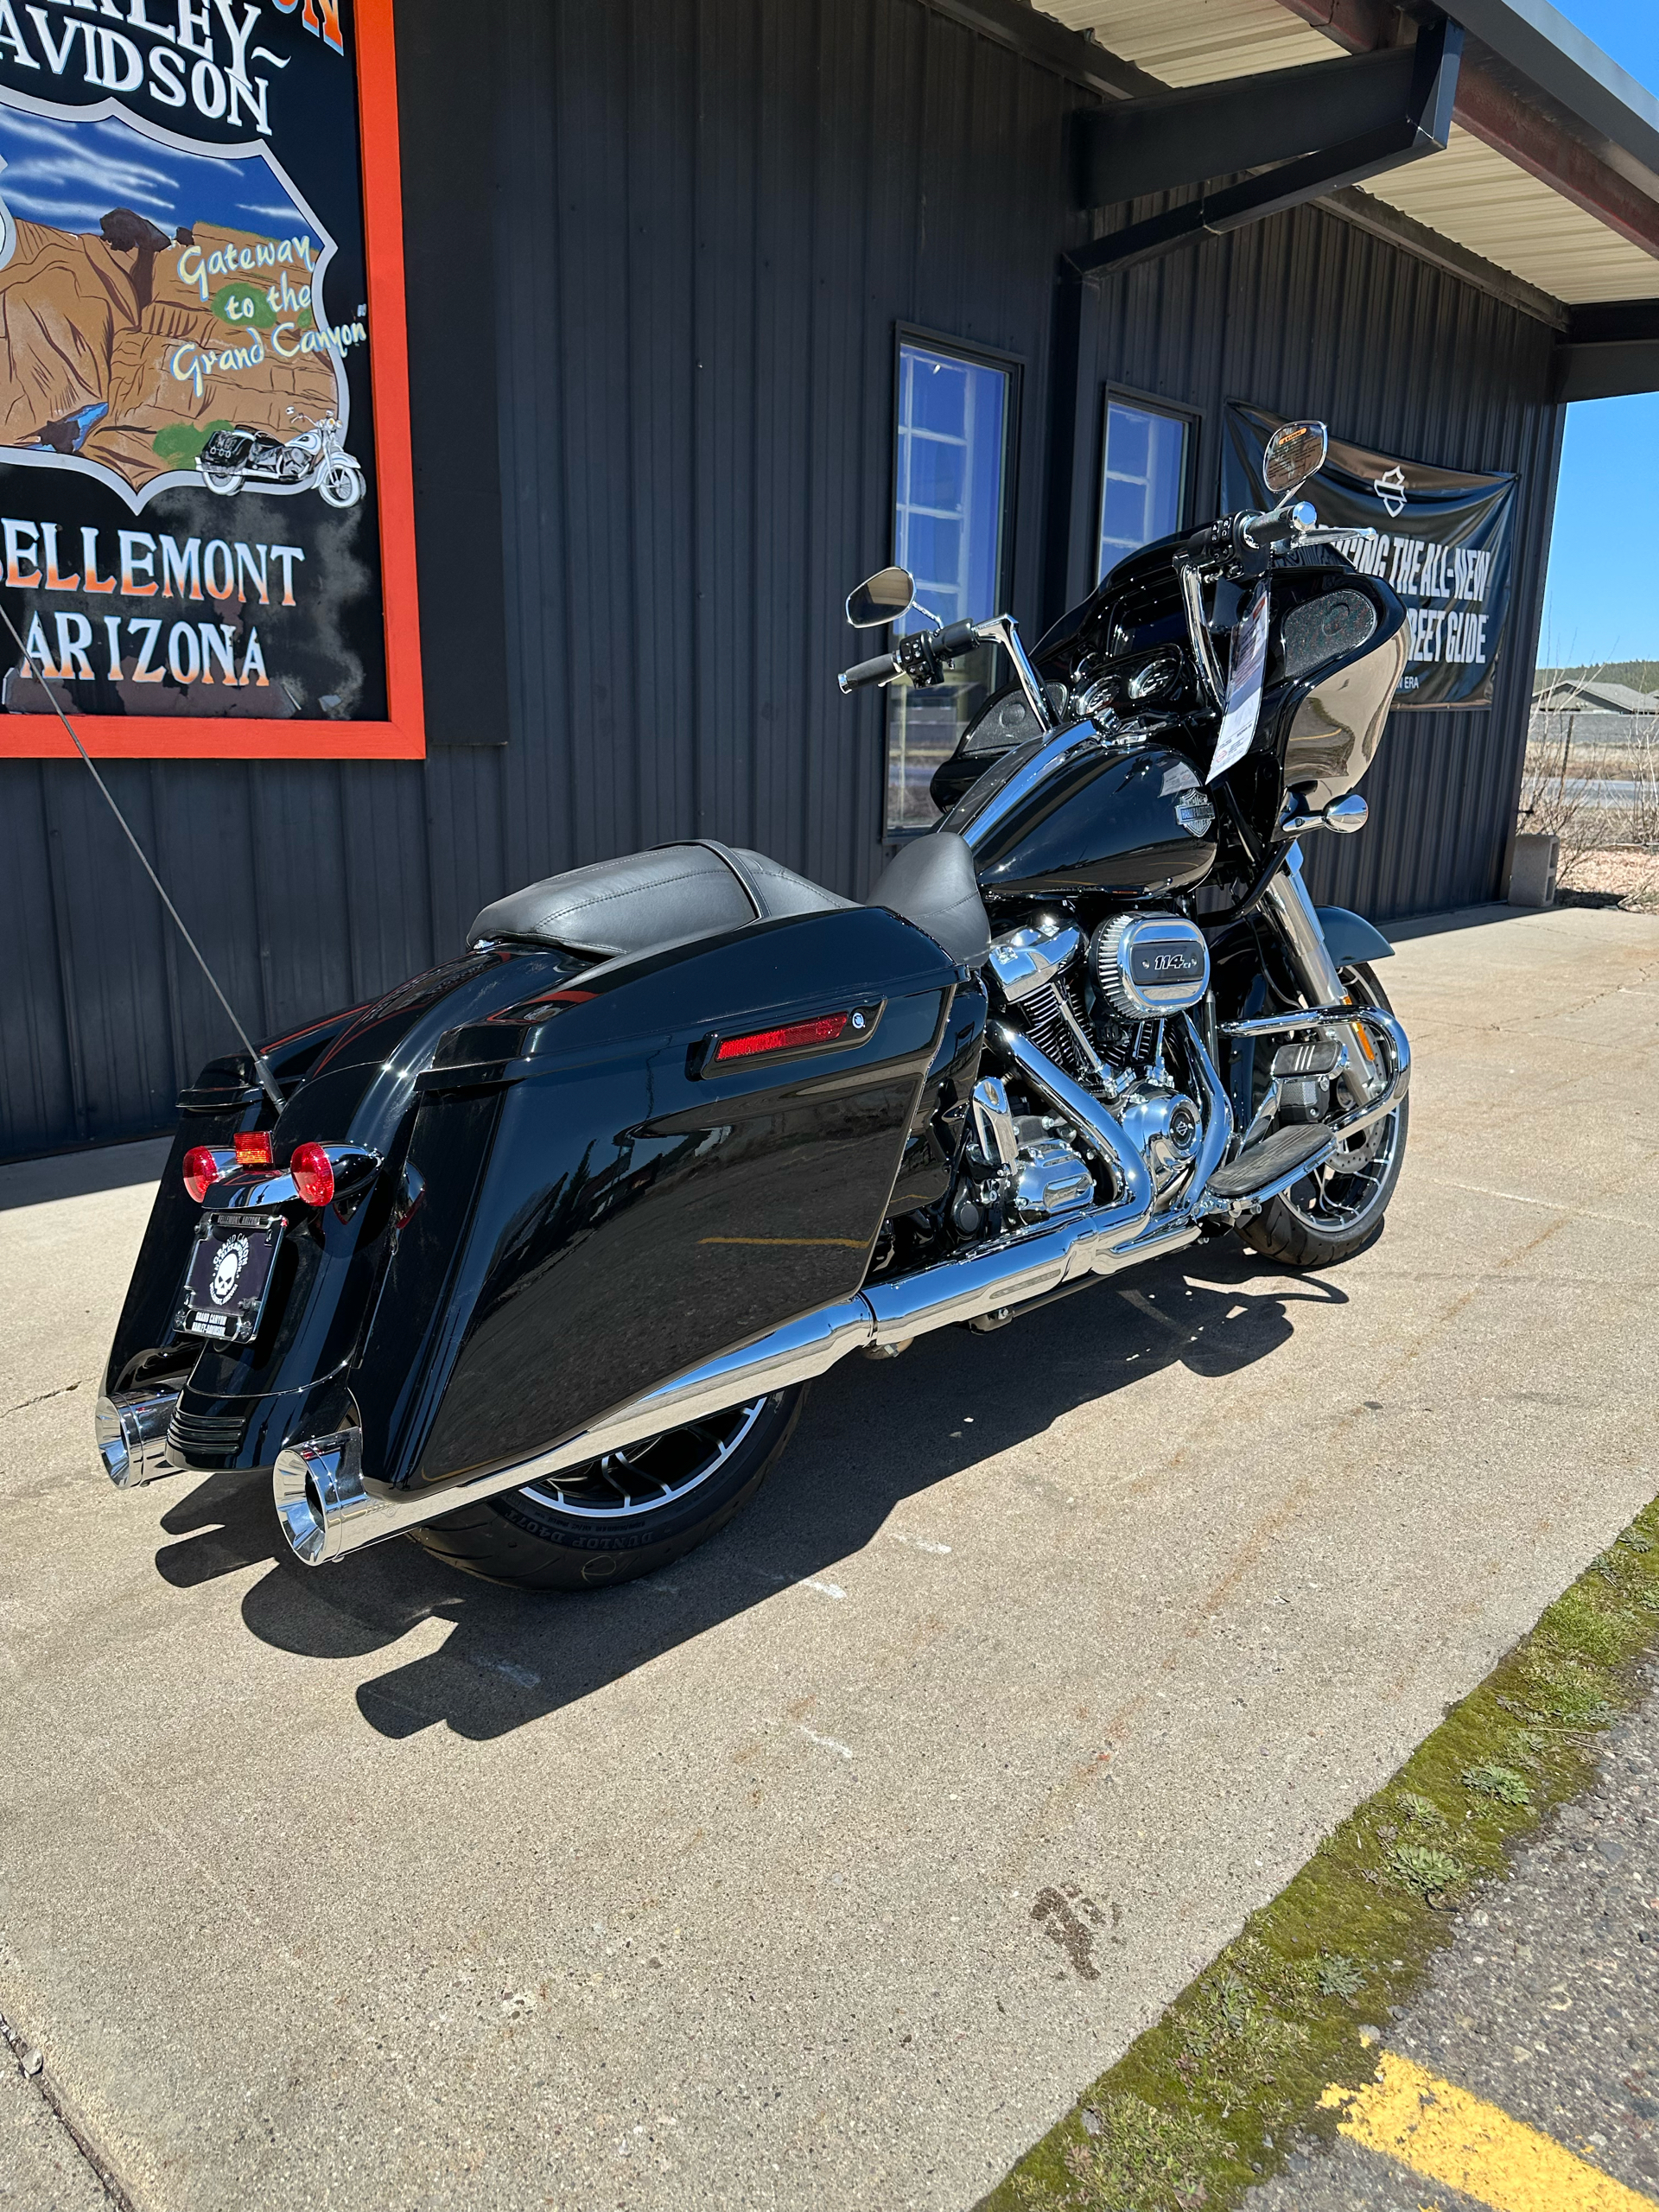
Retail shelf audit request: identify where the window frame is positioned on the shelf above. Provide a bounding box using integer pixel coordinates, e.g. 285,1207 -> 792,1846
1096,385 -> 1200,585
882,324 -> 1023,841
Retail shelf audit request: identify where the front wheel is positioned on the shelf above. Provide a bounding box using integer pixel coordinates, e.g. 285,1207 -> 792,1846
317,458 -> 364,508
404,1386 -> 805,1591
1236,963 -> 1408,1269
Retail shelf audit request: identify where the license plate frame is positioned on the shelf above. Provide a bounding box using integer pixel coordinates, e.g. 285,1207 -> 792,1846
178,1212 -> 286,1345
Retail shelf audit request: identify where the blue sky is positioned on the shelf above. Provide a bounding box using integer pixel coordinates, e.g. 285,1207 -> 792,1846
1537,1 -> 1659,665
0,102 -> 315,238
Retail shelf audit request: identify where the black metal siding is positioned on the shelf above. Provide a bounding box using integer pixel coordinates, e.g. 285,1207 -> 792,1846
0,0 -> 1564,1156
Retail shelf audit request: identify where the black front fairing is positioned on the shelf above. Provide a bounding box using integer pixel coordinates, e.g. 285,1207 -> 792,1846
933,537 -> 1406,843
110,905 -> 957,1486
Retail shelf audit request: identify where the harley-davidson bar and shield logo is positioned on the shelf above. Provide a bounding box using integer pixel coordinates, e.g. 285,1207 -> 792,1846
0,0 -> 421,754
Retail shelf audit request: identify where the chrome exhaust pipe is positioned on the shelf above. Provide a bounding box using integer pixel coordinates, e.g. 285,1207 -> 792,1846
95,1387 -> 181,1489
271,1018 -> 1239,1568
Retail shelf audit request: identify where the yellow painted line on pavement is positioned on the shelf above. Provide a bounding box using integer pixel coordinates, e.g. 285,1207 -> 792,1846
1322,2052 -> 1659,2212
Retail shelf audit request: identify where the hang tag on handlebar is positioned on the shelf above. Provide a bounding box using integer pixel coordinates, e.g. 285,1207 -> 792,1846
1207,582 -> 1270,785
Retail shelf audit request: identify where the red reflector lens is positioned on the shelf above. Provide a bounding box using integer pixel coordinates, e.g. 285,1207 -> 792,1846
289,1141 -> 336,1208
234,1130 -> 273,1167
714,1013 -> 849,1063
182,1147 -> 221,1203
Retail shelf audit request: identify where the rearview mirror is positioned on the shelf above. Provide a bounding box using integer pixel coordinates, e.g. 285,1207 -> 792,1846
846,566 -> 914,628
1263,421 -> 1328,499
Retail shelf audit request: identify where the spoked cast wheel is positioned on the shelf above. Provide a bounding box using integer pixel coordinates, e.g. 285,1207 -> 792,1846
404,1387 -> 805,1591
1236,963 -> 1409,1269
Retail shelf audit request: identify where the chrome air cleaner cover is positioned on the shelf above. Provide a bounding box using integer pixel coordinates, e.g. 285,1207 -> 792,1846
1092,912 -> 1211,1019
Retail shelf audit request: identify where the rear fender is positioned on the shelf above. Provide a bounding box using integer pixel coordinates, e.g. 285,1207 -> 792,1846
106,945 -> 587,1454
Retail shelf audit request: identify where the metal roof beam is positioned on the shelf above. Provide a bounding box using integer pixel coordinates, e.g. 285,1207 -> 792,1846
1075,43 -> 1424,207
1070,14 -> 1460,276
1552,340 -> 1659,400
1553,297 -> 1659,397
1270,0 -> 1659,264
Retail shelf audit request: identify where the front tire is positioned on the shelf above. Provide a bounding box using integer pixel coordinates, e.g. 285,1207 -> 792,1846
317,458 -> 364,508
404,1386 -> 805,1591
1236,963 -> 1408,1269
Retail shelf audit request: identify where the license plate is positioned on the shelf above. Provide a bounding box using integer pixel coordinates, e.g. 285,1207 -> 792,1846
179,1214 -> 285,1344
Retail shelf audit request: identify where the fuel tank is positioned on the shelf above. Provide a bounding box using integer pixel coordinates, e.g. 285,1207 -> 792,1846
956,740 -> 1218,900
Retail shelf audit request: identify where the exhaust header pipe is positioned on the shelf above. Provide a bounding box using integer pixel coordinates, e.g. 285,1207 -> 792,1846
271,1015 -> 1241,1568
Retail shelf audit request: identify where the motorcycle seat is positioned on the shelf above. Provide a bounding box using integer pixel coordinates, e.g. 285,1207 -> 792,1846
468,842 -> 855,959
467,831 -> 989,968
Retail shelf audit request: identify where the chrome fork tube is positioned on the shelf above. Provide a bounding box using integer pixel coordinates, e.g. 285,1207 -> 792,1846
1260,842 -> 1344,1005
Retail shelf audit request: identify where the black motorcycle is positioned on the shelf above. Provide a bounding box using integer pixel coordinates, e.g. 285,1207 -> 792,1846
96,420 -> 1410,1590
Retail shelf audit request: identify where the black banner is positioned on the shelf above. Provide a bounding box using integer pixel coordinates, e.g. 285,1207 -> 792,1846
1222,404 -> 1517,710
0,0 -> 390,730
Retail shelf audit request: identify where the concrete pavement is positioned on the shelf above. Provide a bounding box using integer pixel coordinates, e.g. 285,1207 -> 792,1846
1,901 -> 1656,2211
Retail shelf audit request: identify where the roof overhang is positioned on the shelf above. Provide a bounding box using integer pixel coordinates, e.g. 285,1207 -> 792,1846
1033,0 -> 1659,389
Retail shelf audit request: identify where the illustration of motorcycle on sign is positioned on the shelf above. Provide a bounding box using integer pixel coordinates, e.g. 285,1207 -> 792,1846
198,407 -> 365,508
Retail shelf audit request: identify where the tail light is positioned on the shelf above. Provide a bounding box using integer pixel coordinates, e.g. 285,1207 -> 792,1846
234,1129 -> 274,1167
289,1141 -> 336,1208
712,1013 -> 852,1063
183,1145 -> 233,1201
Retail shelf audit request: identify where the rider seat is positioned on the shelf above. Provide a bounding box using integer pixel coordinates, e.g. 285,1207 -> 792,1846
467,833 -> 990,969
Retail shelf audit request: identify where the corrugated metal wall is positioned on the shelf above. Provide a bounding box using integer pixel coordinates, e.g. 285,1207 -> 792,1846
0,0 -> 1565,1157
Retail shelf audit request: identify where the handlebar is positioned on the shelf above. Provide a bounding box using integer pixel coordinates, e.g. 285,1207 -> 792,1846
1240,507 -> 1302,549
837,650 -> 899,693
836,616 -> 981,694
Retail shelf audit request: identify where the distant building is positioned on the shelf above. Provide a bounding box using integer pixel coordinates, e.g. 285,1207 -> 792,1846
1532,677 -> 1659,749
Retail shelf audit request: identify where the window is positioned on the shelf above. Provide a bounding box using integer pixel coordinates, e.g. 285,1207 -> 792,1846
884,337 -> 1014,836
1098,397 -> 1191,582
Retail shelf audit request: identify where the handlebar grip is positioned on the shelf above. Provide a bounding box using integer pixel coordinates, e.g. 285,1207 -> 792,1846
1242,507 -> 1300,549
837,651 -> 899,694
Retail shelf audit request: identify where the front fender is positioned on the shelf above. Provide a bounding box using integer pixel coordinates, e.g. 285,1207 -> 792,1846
1315,906 -> 1394,966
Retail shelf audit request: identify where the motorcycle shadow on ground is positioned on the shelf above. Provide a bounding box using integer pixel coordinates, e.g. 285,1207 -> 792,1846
153,1240 -> 1349,1742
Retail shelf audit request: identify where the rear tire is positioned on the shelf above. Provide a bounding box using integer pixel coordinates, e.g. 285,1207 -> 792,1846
1235,963 -> 1408,1270
404,1386 -> 805,1591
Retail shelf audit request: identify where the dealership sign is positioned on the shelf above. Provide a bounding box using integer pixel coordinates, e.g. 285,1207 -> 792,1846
0,0 -> 421,757
1222,404 -> 1516,710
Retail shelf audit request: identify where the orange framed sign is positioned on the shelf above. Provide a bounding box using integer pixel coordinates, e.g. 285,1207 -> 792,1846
0,0 -> 422,758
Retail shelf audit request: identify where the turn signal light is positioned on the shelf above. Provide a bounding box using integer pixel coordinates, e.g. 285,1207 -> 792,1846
233,1130 -> 274,1167
182,1146 -> 230,1202
713,1013 -> 850,1063
289,1141 -> 336,1209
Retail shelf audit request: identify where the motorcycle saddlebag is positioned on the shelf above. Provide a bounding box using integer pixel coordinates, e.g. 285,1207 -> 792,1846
349,904 -> 961,1491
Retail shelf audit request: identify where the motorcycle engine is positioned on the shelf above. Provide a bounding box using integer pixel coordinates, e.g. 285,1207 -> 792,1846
973,911 -> 1212,1221
1091,912 -> 1210,1019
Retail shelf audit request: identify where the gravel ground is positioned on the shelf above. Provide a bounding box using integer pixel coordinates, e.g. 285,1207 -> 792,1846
1243,1666 -> 1659,2210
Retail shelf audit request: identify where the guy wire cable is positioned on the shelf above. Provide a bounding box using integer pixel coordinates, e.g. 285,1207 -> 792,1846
0,601 -> 285,1115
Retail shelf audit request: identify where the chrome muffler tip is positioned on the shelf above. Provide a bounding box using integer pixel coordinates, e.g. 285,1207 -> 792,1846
95,1389 -> 181,1489
272,1430 -> 372,1567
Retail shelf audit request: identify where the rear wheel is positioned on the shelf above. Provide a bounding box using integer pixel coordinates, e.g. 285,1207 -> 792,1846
404,1386 -> 805,1591
1236,963 -> 1408,1269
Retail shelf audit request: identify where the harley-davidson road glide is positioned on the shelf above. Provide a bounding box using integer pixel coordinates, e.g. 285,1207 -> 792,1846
97,420 -> 1411,1590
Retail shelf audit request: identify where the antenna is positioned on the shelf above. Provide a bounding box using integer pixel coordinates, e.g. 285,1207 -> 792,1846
0,602 -> 285,1116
